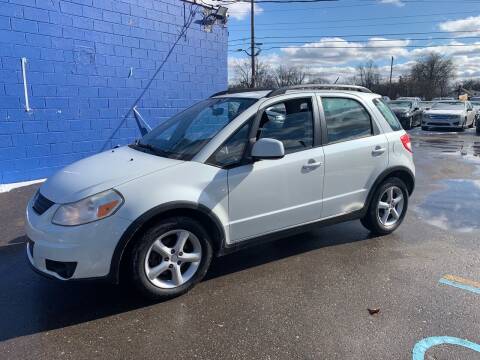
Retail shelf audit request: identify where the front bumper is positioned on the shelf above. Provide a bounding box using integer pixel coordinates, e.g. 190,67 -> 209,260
25,196 -> 132,280
423,117 -> 462,128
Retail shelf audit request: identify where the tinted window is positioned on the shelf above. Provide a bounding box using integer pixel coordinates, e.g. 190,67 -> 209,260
322,98 -> 372,143
257,98 -> 314,154
208,117 -> 253,167
373,98 -> 403,131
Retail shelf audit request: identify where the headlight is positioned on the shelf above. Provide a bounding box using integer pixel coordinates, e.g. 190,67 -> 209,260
52,189 -> 124,226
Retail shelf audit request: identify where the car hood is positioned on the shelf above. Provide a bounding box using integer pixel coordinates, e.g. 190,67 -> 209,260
425,109 -> 465,116
391,108 -> 411,114
40,146 -> 183,204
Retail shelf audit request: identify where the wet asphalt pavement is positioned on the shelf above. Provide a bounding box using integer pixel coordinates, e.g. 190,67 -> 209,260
1,128 -> 480,359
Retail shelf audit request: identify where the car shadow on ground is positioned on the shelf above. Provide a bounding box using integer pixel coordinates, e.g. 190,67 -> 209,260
0,221 -> 374,343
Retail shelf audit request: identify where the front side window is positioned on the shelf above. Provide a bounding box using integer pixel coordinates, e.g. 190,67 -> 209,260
257,98 -> 314,154
208,117 -> 253,168
322,97 -> 372,143
134,97 -> 257,160
373,98 -> 403,131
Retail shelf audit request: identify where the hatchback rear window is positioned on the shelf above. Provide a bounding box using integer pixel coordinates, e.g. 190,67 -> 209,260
373,98 -> 402,131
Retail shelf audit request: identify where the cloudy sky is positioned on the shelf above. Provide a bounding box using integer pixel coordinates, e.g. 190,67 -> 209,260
212,0 -> 480,83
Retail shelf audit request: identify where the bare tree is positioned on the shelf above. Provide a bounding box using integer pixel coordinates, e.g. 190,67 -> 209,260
409,52 -> 456,100
271,65 -> 307,87
230,61 -> 307,89
355,60 -> 381,89
457,79 -> 480,91
230,60 -> 275,89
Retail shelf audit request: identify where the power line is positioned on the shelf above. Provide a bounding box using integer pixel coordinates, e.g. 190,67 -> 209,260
230,36 -> 480,47
228,43 -> 480,52
229,18 -> 480,33
223,0 -> 480,12
229,30 -> 480,43
227,10 -> 477,28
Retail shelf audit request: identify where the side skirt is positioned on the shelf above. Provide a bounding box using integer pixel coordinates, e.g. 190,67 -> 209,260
218,208 -> 366,256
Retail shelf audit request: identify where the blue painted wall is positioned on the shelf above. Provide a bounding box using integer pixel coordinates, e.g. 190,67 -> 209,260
0,0 -> 228,184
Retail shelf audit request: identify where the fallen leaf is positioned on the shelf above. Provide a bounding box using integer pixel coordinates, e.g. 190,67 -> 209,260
368,308 -> 380,315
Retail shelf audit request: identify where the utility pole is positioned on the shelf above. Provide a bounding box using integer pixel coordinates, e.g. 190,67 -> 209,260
250,0 -> 255,88
389,56 -> 394,97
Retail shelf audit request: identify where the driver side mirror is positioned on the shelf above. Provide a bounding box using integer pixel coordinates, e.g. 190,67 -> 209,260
251,138 -> 285,160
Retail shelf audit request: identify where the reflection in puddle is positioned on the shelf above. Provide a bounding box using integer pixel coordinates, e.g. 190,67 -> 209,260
416,179 -> 480,233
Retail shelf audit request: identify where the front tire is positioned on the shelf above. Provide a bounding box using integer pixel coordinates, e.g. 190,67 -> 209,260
361,178 -> 409,235
130,217 -> 213,300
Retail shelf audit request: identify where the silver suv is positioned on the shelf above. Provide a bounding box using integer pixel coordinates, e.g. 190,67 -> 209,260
26,85 -> 415,299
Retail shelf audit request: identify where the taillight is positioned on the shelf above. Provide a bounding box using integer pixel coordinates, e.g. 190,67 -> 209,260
400,133 -> 413,153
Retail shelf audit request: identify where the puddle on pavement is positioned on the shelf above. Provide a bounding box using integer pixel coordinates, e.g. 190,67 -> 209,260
411,132 -> 480,162
415,179 -> 480,233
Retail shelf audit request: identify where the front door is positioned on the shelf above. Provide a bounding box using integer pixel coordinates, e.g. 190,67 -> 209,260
227,95 -> 325,243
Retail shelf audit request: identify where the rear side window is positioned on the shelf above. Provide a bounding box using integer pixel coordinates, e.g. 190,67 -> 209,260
373,98 -> 402,131
322,97 -> 372,143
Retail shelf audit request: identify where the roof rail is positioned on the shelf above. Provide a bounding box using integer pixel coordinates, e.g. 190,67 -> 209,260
210,88 -> 273,97
266,84 -> 372,97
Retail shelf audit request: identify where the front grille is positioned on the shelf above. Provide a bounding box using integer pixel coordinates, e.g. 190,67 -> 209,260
428,122 -> 450,126
428,114 -> 457,120
32,192 -> 54,215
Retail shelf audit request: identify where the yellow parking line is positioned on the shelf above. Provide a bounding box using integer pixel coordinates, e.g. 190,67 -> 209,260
442,274 -> 480,289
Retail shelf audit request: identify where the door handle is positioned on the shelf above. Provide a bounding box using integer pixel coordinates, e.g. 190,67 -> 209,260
372,146 -> 386,156
303,159 -> 323,169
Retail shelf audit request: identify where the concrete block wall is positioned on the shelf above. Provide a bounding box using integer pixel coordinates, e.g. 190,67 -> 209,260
0,0 -> 228,184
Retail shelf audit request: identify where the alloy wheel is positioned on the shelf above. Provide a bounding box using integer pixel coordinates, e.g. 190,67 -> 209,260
377,186 -> 405,228
144,229 -> 202,289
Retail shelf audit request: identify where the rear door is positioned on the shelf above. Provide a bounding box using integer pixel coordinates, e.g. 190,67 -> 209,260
318,95 -> 389,218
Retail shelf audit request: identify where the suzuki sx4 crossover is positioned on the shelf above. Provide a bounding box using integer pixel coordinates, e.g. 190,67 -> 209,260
26,85 -> 415,299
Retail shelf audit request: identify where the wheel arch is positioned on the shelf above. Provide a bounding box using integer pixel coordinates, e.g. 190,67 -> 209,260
110,202 -> 225,284
365,166 -> 415,209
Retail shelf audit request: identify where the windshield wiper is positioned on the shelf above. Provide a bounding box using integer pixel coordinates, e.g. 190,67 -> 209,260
130,142 -> 171,157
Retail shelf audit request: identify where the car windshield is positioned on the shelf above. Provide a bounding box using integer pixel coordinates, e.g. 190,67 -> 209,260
431,102 -> 465,110
133,97 -> 257,160
389,101 -> 412,109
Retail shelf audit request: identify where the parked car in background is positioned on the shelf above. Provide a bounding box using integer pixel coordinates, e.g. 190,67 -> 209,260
25,84 -> 415,300
397,97 -> 422,102
422,100 -> 475,131
432,97 -> 455,101
388,100 -> 423,129
382,96 -> 391,102
419,101 -> 433,111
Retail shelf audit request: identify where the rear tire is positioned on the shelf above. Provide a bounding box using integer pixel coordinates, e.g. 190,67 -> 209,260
361,178 -> 409,235
130,217 -> 213,300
